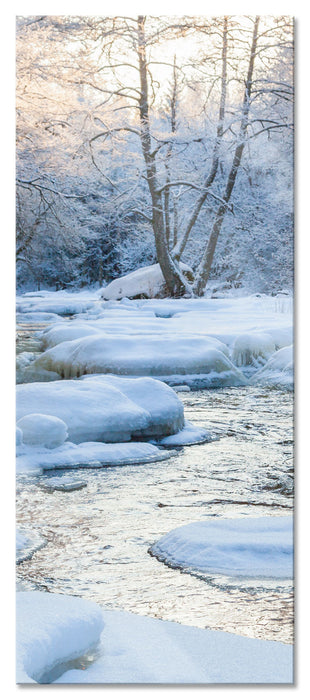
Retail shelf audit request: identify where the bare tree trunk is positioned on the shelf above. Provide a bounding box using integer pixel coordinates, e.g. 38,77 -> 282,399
164,54 -> 177,248
173,16 -> 228,261
193,16 -> 260,296
137,16 -> 189,296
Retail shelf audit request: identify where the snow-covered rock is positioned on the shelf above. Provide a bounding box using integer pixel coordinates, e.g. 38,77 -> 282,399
250,345 -> 293,389
16,375 -> 184,444
150,516 -> 293,579
16,441 -> 176,473
31,334 -> 246,386
16,592 -> 104,683
16,414 -> 68,448
100,262 -> 193,300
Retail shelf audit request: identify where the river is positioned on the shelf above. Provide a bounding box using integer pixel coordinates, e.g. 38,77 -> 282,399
16,322 -> 293,645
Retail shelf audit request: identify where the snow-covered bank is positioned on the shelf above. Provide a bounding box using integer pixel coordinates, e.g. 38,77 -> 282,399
16,592 -> 293,684
150,516 -> 293,579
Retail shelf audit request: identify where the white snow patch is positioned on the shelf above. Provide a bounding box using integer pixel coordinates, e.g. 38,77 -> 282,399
16,414 -> 68,448
16,375 -> 184,444
16,440 -> 176,473
100,262 -> 193,300
16,528 -> 47,563
156,421 -> 212,446
16,592 -> 292,684
251,345 -> 294,389
56,608 -> 292,684
40,476 -> 87,491
232,331 -> 276,368
16,426 -> 23,446
16,592 -> 104,683
32,334 -> 246,386
150,516 -> 293,579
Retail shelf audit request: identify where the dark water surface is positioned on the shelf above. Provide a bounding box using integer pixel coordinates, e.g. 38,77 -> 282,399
16,385 -> 293,644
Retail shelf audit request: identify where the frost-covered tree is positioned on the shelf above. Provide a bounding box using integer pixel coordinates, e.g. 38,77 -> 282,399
16,15 -> 293,295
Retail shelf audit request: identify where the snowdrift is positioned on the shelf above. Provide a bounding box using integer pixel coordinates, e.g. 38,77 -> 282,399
16,592 -> 293,684
150,515 -> 293,579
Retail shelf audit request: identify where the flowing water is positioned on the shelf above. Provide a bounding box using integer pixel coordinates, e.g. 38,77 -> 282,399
16,322 -> 294,645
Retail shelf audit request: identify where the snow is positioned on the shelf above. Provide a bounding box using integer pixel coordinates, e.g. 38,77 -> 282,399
232,331 -> 276,368
16,311 -> 64,324
16,592 -> 292,684
250,345 -> 294,389
100,262 -> 193,300
16,426 -> 23,446
16,375 -> 184,444
16,528 -> 47,564
18,292 -> 293,388
16,592 -> 104,683
16,530 -> 29,553
156,420 -> 212,446
150,516 -> 293,579
39,476 -> 88,492
16,440 -> 176,473
32,334 -> 247,386
16,413 -> 68,448
16,289 -> 101,316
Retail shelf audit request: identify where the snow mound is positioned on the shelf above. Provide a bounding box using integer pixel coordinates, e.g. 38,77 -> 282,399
17,441 -> 176,473
232,331 -> 276,368
250,345 -> 293,389
100,262 -> 193,300
150,516 -> 293,579
32,334 -> 246,386
17,414 -> 68,448
16,592 -> 104,683
16,376 -> 184,444
156,421 -> 212,446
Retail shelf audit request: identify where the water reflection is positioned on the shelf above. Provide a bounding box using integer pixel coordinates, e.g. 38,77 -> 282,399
16,387 -> 293,644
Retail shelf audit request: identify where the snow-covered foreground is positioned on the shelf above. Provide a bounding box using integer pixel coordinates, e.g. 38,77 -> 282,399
17,592 -> 293,684
17,289 -> 293,389
150,516 -> 293,579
